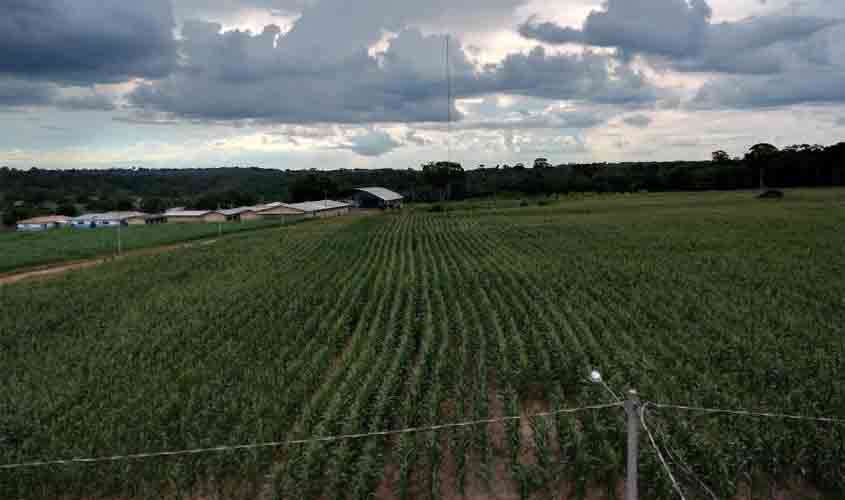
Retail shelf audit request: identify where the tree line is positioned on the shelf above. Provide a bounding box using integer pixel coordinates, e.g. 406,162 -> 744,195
2,141 -> 844,225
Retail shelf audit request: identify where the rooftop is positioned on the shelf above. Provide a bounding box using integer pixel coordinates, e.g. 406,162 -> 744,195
248,202 -> 307,213
219,207 -> 256,216
165,210 -> 217,217
18,215 -> 71,225
288,200 -> 352,213
355,187 -> 404,201
250,202 -> 284,211
73,212 -> 147,222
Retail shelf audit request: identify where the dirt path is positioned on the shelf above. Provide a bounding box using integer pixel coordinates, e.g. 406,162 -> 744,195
0,238 -> 219,286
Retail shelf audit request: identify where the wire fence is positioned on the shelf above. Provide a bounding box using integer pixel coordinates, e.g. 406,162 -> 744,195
645,401 -> 845,499
1,398 -> 843,476
649,402 -> 845,424
640,402 -> 688,500
0,402 -> 623,470
1,395 -> 842,500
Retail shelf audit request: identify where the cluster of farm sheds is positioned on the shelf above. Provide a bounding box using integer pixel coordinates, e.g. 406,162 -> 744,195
15,188 -> 403,232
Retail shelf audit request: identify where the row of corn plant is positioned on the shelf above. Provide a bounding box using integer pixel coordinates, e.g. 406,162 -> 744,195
325,217 -> 417,499
272,216 -> 410,498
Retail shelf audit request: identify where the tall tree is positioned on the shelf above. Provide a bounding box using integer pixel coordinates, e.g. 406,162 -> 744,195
712,150 -> 730,163
745,143 -> 779,190
534,158 -> 552,169
422,161 -> 464,201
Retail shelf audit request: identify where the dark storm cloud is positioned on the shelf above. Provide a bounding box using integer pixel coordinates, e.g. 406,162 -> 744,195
129,24 -> 667,124
520,0 -> 712,57
0,77 -> 116,111
518,19 -> 585,46
0,0 -> 176,84
55,93 -> 118,112
0,79 -> 56,107
483,47 -> 662,104
0,77 -> 118,111
519,0 -> 841,75
693,68 -> 845,108
127,27 -> 457,123
689,18 -> 845,108
0,0 -> 666,123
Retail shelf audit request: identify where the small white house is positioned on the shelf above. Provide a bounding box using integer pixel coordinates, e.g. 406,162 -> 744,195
71,212 -> 149,229
16,216 -> 71,232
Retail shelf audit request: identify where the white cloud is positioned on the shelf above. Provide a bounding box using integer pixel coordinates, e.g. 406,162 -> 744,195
127,23 -> 668,124
3,0 -> 845,169
519,0 -> 841,75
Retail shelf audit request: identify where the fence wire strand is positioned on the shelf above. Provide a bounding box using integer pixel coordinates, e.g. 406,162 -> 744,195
0,402 -> 623,470
653,424 -> 719,500
640,403 -> 688,500
649,403 -> 845,424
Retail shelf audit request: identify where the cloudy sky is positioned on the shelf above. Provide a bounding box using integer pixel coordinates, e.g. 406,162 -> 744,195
2,0 -> 845,170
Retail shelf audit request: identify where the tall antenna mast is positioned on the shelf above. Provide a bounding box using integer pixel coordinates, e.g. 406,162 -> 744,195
445,34 -> 452,163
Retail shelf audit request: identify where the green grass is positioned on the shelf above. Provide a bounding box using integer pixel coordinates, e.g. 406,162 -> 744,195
1,189 -> 844,499
0,218 -> 288,274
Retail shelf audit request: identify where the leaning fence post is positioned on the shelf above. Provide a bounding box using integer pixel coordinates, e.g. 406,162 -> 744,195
625,389 -> 640,500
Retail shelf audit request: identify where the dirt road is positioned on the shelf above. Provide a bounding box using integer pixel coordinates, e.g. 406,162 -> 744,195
0,239 -> 218,286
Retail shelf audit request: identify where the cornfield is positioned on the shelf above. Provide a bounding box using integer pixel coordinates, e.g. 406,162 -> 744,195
0,218 -> 287,273
1,190 -> 844,499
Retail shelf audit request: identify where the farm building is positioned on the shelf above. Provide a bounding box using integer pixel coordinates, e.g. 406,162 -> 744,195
220,207 -> 259,222
288,200 -> 352,218
164,210 -> 227,224
353,187 -> 404,209
71,215 -> 95,229
252,202 -> 305,218
124,213 -> 156,225
16,215 -> 71,232
71,212 -> 150,229
141,214 -> 168,225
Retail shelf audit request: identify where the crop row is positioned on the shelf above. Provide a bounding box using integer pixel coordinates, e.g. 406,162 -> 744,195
1,204 -> 844,499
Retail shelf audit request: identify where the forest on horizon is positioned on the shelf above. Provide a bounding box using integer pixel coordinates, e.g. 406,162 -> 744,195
3,141 -> 845,225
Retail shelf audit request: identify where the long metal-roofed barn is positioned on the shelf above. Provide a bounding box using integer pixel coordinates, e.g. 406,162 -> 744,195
287,200 -> 352,218
219,207 -> 259,222
250,202 -> 308,220
164,209 -> 227,224
16,215 -> 71,232
71,212 -> 155,228
353,187 -> 404,209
